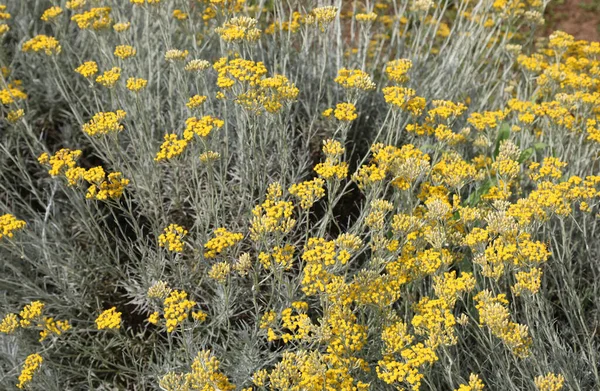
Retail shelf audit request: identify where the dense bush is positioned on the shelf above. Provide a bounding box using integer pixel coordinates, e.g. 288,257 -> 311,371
1,1 -> 599,390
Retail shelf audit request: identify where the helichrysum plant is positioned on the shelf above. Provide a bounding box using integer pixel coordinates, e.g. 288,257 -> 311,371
1,0 -> 599,390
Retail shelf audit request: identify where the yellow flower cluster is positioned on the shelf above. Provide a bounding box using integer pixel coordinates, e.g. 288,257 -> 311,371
288,178 -> 325,209
311,6 -> 338,29
385,58 -> 413,84
204,227 -> 243,258
474,291 -> 532,358
250,183 -> 296,241
353,143 -> 430,190
95,67 -> 122,88
0,213 -> 26,240
534,372 -> 565,391
355,12 -> 378,22
334,68 -> 376,91
41,6 -> 62,22
75,61 -> 98,78
214,57 -> 298,113
65,0 -> 85,10
17,353 -> 43,389
314,139 -> 349,180
258,244 -> 295,271
158,224 -> 188,252
2,300 -> 70,342
86,171 -> 130,200
254,74 -> 299,113
163,290 -> 196,332
19,301 -> 44,327
95,307 -> 121,330
215,16 -> 261,43
200,150 -> 220,163
113,22 -> 130,32
71,7 -> 112,30
265,11 -> 305,34
512,267 -> 542,296
0,81 -> 27,105
186,94 -> 207,109
0,5 -> 10,35
114,45 -> 136,59
529,157 -> 567,181
147,280 -> 171,299
208,262 -> 231,283
454,374 -> 485,391
155,134 -> 188,161
126,77 -> 147,92
22,34 -> 61,55
38,148 -> 81,178
39,317 -> 71,341
185,59 -> 211,72
183,115 -> 225,140
383,86 -> 426,115
301,234 -> 362,295
82,110 -> 127,136
323,102 -> 358,122
159,350 -> 235,391
172,10 -> 188,21
377,343 -> 438,390
0,313 -> 18,333
165,49 -> 189,61
213,57 -> 267,89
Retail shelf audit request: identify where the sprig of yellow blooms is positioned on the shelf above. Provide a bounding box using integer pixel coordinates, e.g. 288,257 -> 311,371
334,68 -> 376,91
114,45 -> 136,59
126,77 -> 147,92
95,307 -> 121,330
159,350 -> 235,391
0,213 -> 26,240
95,67 -> 122,88
155,134 -> 188,161
534,372 -> 565,391
215,16 -> 261,43
163,290 -> 197,332
41,6 -> 62,22
288,178 -> 325,209
71,7 -> 112,30
203,227 -> 243,258
158,224 -> 187,252
22,34 -> 61,55
75,61 -> 98,78
454,374 -> 485,391
474,291 -> 532,358
314,139 -> 348,180
250,183 -> 296,241
17,353 -> 43,389
82,110 -> 126,136
323,102 -> 358,121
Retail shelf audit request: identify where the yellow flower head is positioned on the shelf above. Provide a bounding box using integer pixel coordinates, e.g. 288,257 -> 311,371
41,6 -> 63,22
158,224 -> 187,252
17,354 -> 43,389
75,61 -> 98,78
114,45 -> 136,59
155,134 -> 188,161
215,16 -> 261,43
95,67 -> 122,88
82,110 -> 126,136
126,77 -> 147,92
95,307 -> 121,330
22,35 -> 61,55
0,214 -> 26,240
204,227 -> 243,258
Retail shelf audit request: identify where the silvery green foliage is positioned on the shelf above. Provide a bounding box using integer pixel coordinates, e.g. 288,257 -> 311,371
1,0 -> 598,390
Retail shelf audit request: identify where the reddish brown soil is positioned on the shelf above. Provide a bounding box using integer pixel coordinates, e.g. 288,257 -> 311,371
544,0 -> 600,41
